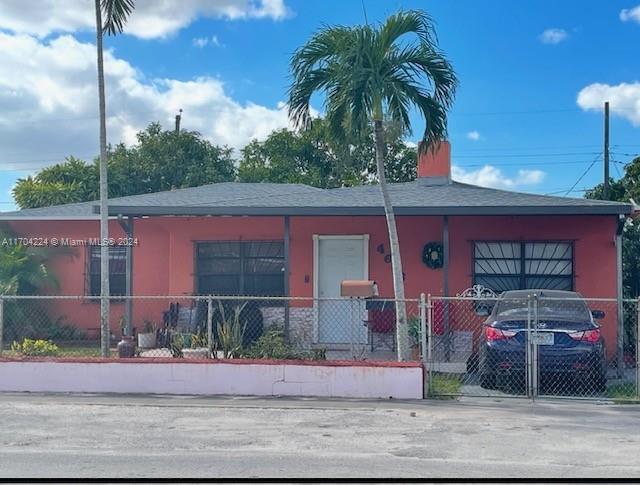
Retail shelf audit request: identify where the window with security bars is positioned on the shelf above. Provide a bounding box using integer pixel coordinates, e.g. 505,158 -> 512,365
195,241 -> 285,297
87,246 -> 127,296
473,241 -> 573,293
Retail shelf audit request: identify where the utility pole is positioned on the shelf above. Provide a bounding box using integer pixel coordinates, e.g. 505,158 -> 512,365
604,101 -> 610,199
175,109 -> 182,134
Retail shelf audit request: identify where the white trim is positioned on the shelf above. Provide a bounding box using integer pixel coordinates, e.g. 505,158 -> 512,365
312,234 -> 370,345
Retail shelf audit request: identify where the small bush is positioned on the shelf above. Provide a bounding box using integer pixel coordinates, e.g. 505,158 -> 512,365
11,338 -> 60,357
245,327 -> 326,361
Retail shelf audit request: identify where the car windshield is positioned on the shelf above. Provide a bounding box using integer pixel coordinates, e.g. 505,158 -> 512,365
495,298 -> 591,320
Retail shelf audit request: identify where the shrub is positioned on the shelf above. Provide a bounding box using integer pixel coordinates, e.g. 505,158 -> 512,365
245,327 -> 326,361
4,301 -> 86,343
215,302 -> 247,358
11,338 -> 60,356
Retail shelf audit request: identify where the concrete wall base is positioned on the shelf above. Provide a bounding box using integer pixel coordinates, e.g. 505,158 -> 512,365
0,359 -> 423,399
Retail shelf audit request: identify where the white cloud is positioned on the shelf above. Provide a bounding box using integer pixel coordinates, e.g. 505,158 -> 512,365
452,165 -> 546,189
466,130 -> 481,141
0,0 -> 291,39
0,32 -> 292,170
539,28 -> 568,44
577,82 -> 640,125
192,35 -> 222,48
192,37 -> 209,48
620,5 -> 640,23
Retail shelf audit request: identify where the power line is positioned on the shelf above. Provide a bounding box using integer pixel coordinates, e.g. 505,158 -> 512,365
453,151 -> 600,159
456,160 -> 605,168
563,152 -> 602,197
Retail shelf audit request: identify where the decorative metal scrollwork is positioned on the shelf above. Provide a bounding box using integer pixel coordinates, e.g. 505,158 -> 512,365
457,284 -> 498,299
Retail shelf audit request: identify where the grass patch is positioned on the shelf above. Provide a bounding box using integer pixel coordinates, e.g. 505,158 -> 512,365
429,373 -> 462,399
606,383 -> 639,403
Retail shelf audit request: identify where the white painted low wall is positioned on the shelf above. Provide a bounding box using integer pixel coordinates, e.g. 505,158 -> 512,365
0,360 -> 423,399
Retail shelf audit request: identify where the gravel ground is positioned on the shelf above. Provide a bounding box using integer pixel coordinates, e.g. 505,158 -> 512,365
0,392 -> 639,479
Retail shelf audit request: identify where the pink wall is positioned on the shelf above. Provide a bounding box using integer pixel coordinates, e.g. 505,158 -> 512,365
7,214 -> 619,352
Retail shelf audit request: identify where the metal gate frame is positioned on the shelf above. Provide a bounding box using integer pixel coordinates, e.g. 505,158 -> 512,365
422,293 -> 640,402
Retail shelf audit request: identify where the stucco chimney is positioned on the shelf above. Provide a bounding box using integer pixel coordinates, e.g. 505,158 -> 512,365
417,140 -> 451,183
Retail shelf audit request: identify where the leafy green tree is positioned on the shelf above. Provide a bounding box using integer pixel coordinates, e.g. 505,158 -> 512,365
586,156 -> 640,298
13,157 -> 98,209
238,119 -> 417,187
107,123 -> 235,197
0,225 -> 81,343
288,10 -> 457,360
12,124 -> 236,209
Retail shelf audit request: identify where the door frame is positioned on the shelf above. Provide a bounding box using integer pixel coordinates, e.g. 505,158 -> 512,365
312,234 -> 370,345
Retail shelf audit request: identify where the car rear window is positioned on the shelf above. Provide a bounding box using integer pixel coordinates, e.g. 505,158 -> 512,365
495,298 -> 591,321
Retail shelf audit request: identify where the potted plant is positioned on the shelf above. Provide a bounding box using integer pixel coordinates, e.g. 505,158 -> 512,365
137,320 -> 157,349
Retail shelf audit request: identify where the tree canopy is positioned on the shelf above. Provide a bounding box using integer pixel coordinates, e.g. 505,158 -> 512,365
237,118 -> 417,187
14,119 -> 420,209
585,156 -> 640,297
13,123 -> 236,209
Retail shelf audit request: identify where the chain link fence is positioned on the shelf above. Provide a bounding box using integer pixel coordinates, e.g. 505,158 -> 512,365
0,295 -> 419,364
424,294 -> 639,402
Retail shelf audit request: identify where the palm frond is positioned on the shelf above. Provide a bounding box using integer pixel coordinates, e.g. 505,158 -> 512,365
288,8 -> 457,151
378,10 -> 437,51
101,0 -> 134,36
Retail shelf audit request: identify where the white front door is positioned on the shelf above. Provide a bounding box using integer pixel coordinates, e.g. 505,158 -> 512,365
314,235 -> 369,344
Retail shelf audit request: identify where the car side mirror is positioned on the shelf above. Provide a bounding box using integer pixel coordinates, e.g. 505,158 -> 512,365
591,310 -> 605,319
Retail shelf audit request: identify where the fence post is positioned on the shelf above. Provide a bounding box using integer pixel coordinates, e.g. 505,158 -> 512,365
426,294 -> 433,397
207,296 -> 213,359
525,294 -> 533,399
0,297 -> 4,356
419,293 -> 427,397
636,297 -> 639,399
531,293 -> 539,401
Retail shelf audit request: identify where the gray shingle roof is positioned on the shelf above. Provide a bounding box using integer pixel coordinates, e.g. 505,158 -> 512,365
0,179 -> 631,220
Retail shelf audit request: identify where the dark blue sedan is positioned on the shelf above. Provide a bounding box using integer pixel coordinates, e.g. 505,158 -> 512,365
479,290 -> 607,394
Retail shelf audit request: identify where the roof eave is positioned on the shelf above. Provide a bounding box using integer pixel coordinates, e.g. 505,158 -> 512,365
103,204 -> 633,217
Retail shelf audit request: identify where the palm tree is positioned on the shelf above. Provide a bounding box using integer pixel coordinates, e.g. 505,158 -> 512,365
288,10 -> 457,361
94,0 -> 134,357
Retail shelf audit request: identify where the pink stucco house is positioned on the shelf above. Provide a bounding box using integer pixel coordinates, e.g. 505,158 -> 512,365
0,144 -> 633,358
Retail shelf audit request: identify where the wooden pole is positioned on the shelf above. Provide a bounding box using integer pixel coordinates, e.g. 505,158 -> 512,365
604,101 -> 610,199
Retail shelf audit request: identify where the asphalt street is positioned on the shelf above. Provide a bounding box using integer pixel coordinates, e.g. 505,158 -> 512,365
0,392 -> 639,479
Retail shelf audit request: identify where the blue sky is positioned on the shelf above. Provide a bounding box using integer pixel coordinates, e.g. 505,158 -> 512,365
0,0 -> 639,210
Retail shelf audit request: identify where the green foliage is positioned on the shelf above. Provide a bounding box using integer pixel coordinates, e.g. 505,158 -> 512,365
0,225 -> 83,342
101,0 -> 135,36
13,123 -> 237,209
214,301 -> 247,358
408,316 -> 422,347
238,118 -> 417,187
11,338 -> 60,357
190,330 -> 208,349
169,332 -> 184,358
287,9 -> 457,149
585,156 -> 640,298
244,327 -> 326,360
0,225 -> 67,296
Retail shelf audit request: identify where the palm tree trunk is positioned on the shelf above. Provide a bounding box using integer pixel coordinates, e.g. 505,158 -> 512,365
374,119 -> 410,361
95,0 -> 110,357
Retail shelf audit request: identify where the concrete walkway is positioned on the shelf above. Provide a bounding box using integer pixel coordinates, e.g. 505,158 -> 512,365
1,393 -> 639,479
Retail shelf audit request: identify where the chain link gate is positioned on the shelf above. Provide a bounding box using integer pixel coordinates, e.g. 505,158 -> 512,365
423,293 -> 640,402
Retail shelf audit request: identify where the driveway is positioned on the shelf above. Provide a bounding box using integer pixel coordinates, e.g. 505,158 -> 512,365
0,393 -> 639,479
